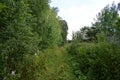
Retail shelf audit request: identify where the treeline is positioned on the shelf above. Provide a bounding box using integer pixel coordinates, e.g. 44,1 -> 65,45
72,2 -> 120,43
67,2 -> 120,80
0,0 -> 68,79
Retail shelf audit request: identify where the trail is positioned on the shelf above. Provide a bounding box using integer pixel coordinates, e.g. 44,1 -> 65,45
41,46 -> 77,80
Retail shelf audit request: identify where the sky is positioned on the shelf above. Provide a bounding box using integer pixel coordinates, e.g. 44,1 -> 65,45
50,0 -> 120,40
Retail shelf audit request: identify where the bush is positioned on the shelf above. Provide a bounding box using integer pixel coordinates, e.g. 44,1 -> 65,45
17,53 -> 46,80
67,42 -> 120,80
0,50 -> 46,80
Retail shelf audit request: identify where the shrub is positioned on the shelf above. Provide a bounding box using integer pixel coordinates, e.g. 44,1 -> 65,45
68,42 -> 120,80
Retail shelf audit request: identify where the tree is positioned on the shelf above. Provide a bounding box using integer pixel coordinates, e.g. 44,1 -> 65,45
0,0 -> 66,79
0,0 -> 39,79
59,19 -> 68,45
118,2 -> 120,10
92,2 -> 120,43
28,0 -> 62,49
94,2 -> 119,36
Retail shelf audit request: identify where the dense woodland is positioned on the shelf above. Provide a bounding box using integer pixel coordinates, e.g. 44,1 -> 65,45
0,0 -> 120,80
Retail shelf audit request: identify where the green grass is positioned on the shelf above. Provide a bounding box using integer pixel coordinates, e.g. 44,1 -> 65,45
15,44 -> 77,80
40,46 -> 77,80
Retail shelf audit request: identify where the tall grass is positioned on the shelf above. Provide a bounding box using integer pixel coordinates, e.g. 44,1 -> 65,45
9,47 -> 76,80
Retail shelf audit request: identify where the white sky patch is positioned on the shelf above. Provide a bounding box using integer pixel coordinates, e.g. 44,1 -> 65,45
50,0 -> 120,40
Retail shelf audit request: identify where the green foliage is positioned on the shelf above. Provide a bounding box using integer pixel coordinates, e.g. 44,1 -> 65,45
72,2 -> 120,43
94,2 -> 119,36
69,2 -> 120,80
39,9 -> 62,49
0,0 -> 65,79
0,3 -> 5,12
0,0 -> 39,79
17,53 -> 45,80
15,47 -> 75,80
28,0 -> 62,49
59,19 -> 68,45
67,42 -> 120,80
96,32 -> 107,42
72,26 -> 98,43
1,0 -> 120,80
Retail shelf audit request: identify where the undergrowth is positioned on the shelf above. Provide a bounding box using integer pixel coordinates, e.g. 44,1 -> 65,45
67,42 -> 120,80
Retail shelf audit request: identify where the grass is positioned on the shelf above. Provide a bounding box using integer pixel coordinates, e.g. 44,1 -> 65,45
40,46 -> 77,80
